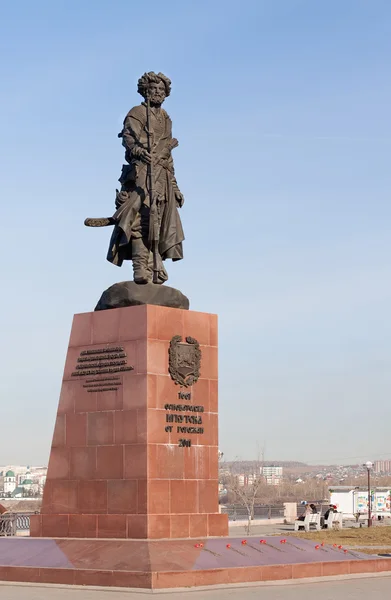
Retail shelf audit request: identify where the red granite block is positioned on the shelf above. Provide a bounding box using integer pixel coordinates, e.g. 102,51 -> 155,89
136,408 -> 148,443
96,445 -> 123,479
148,514 -> 170,538
74,388 -> 97,413
119,339 -> 138,367
227,567 -> 262,584
127,515 -> 148,538
113,570 -> 152,588
136,339 -> 148,374
70,446 -> 96,480
57,381 -> 76,414
200,346 -> 218,380
46,447 -> 70,480
3,567 -> 41,583
124,444 -> 147,479
65,413 -> 87,447
183,310 -> 210,345
41,514 -> 69,537
209,380 -> 218,413
69,312 -> 93,347
156,306 -> 184,341
39,567 -> 76,585
47,480 -> 79,514
209,446 -> 218,479
262,564 -> 293,581
184,445 -> 209,480
198,480 -> 218,513
170,480 -> 198,514
29,514 -> 42,537
153,570 -> 196,589
107,480 -> 138,514
68,514 -> 97,538
148,480 -> 170,514
376,559 -> 391,572
321,561 -> 350,576
207,513 -> 228,536
147,374 -> 158,408
78,481 -> 107,514
91,309 -> 121,344
170,515 -> 190,538
122,373 -> 148,410
87,411 -> 114,445
191,378 -> 210,413
137,479 -> 148,513
98,515 -> 127,538
349,559 -> 379,574
156,374 -> 177,406
52,414 -> 66,447
149,444 -> 184,479
146,305 -> 158,339
114,409 -> 137,444
209,314 -> 218,347
292,562 -> 323,579
63,347 -> 83,381
201,413 -> 218,446
74,569 -> 113,587
189,514 -> 208,537
194,569 -> 231,587
148,409 -> 168,444
97,388 -> 123,411
148,340 -> 169,375
118,305 -> 147,342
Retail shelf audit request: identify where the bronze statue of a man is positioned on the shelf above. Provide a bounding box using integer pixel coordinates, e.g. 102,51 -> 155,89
85,72 -> 185,284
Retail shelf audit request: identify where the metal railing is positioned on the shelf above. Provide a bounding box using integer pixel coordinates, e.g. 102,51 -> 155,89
0,512 -> 36,536
221,505 -> 285,521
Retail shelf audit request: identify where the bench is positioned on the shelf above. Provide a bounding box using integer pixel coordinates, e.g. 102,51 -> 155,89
324,511 -> 342,530
294,513 -> 321,532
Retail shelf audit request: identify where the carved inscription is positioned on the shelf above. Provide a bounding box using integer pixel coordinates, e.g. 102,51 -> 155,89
164,391 -> 205,446
71,346 -> 134,392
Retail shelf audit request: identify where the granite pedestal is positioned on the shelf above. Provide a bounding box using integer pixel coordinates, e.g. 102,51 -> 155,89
30,304 -> 227,539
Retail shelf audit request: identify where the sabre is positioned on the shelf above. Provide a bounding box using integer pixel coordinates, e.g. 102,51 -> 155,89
145,92 -> 160,284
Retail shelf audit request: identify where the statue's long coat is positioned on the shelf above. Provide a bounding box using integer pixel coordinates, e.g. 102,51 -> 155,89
107,103 -> 184,267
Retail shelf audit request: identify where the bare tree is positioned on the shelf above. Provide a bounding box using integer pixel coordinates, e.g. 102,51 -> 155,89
225,448 -> 265,535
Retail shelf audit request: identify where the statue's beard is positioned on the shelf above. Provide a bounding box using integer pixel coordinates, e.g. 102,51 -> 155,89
149,93 -> 165,106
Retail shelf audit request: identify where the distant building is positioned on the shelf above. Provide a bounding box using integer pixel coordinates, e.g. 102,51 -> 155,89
4,470 -> 16,495
236,474 -> 256,487
374,460 -> 391,474
261,465 -> 283,485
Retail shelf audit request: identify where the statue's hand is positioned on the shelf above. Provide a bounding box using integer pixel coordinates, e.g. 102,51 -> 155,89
175,191 -> 185,208
139,149 -> 152,164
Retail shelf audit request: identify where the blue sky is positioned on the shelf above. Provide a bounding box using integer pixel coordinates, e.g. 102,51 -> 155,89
1,0 -> 391,465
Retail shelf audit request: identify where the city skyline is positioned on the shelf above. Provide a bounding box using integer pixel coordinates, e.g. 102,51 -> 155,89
1,0 -> 391,463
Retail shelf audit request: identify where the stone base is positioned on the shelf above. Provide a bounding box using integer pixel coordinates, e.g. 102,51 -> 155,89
30,512 -> 228,539
95,281 -> 189,311
33,305 -> 224,541
0,536 -> 388,589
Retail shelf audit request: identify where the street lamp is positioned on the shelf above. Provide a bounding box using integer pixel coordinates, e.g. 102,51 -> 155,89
363,461 -> 373,527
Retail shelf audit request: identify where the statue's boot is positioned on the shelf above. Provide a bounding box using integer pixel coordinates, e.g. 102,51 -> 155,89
132,238 -> 152,284
148,252 -> 168,284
